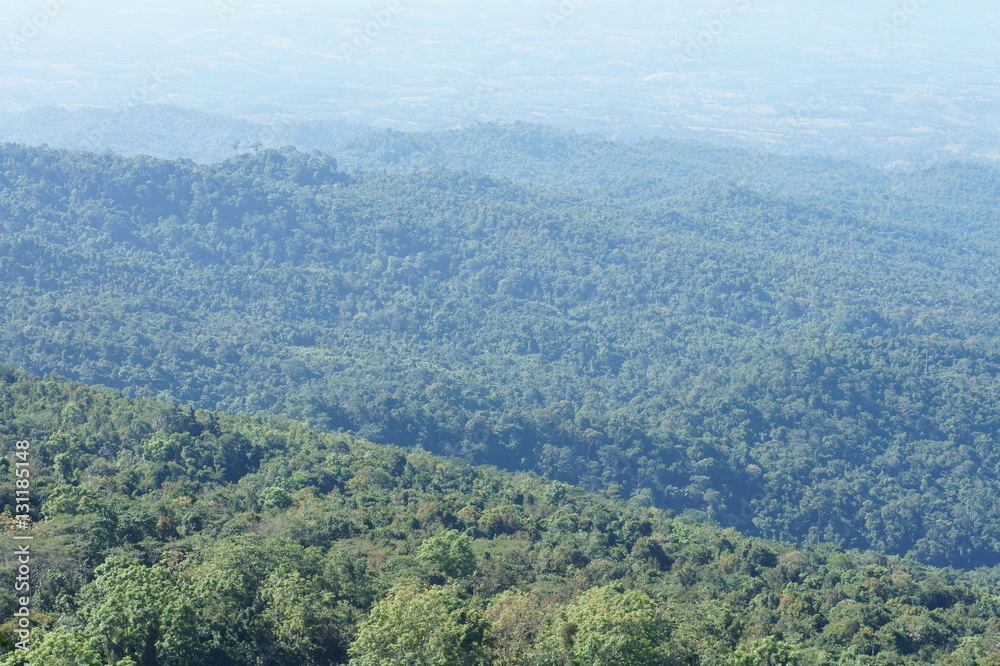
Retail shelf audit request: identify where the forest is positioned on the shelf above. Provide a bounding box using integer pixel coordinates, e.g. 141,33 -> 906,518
1,365 -> 999,664
2,127 -> 1000,578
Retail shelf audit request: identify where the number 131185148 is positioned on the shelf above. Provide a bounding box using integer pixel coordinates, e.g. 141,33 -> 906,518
14,441 -> 31,529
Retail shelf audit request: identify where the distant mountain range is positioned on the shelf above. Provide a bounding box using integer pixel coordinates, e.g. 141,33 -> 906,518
4,130 -> 1000,569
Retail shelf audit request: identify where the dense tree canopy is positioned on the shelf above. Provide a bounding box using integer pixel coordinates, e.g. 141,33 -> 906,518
0,367 -> 998,663
2,129 -> 1000,573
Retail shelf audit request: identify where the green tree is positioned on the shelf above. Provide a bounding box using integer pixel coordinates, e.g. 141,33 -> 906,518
540,584 -> 673,666
416,529 -> 477,579
78,556 -> 200,666
261,569 -> 355,664
485,590 -> 545,665
727,637 -> 802,666
348,583 -> 488,666
940,634 -> 1000,665
0,628 -> 103,666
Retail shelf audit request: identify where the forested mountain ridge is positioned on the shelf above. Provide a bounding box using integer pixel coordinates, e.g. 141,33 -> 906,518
334,122 -> 1000,223
3,132 -> 1000,569
337,122 -> 858,196
1,366 -> 999,665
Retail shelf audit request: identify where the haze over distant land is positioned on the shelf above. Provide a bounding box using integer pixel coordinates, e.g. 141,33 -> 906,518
0,0 -> 997,164
9,3 -> 1000,663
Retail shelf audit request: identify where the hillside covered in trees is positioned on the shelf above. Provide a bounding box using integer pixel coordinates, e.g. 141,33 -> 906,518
1,366 -> 1000,664
2,127 -> 1000,572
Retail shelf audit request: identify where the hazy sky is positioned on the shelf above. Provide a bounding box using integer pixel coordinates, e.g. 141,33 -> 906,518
1,1 -> 997,158
1,1 -> 994,101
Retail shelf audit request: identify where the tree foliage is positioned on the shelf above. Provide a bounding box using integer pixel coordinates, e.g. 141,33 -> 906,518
3,137 -> 1000,568
0,369 -> 996,663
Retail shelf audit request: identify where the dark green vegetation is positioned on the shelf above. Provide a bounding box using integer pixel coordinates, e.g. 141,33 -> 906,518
3,126 -> 1000,572
1,367 -> 1000,665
